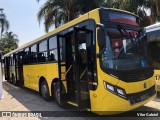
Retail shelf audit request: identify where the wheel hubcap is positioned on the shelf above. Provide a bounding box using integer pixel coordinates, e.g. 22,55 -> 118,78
56,88 -> 60,103
41,84 -> 47,97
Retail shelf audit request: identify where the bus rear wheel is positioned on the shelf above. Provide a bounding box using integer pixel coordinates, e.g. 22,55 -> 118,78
40,80 -> 51,101
53,82 -> 66,108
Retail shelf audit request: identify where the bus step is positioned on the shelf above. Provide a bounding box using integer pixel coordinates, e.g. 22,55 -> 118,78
67,101 -> 78,107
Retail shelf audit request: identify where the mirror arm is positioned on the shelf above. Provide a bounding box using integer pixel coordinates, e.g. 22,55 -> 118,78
96,23 -> 105,29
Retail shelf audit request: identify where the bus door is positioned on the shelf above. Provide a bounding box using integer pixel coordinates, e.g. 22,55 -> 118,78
17,51 -> 24,86
15,53 -> 19,84
4,57 -> 10,81
74,27 -> 94,110
64,27 -> 93,110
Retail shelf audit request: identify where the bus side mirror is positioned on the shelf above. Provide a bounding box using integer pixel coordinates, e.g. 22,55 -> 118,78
97,24 -> 106,48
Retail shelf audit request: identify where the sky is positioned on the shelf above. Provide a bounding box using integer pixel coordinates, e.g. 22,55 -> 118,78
0,0 -> 48,46
0,1 -> 152,48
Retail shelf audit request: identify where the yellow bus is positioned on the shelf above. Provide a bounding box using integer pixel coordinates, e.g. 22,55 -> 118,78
3,8 -> 156,115
146,23 -> 160,91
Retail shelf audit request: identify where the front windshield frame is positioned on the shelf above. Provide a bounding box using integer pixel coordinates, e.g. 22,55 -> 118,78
100,24 -> 152,71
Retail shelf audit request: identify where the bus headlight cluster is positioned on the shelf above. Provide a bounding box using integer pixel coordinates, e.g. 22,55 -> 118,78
103,81 -> 126,98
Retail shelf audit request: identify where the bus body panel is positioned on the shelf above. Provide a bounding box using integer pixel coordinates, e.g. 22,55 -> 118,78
23,63 -> 59,94
90,67 -> 155,112
100,91 -> 156,115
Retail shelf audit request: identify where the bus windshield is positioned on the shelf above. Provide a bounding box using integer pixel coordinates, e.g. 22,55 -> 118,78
101,27 -> 152,70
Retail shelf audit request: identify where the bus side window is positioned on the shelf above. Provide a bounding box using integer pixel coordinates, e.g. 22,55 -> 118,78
49,49 -> 58,61
48,36 -> 58,62
23,47 -> 30,64
49,53 -> 55,61
30,44 -> 37,63
38,40 -> 48,63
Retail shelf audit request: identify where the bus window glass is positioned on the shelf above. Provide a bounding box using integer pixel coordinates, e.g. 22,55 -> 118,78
31,44 -> 37,53
149,41 -> 160,69
48,36 -> 58,62
38,40 -> 48,62
38,51 -> 48,62
39,40 -> 47,52
24,47 -> 30,64
49,50 -> 58,61
60,38 -> 66,61
101,10 -> 138,26
101,27 -> 151,70
49,36 -> 57,49
30,44 -> 37,63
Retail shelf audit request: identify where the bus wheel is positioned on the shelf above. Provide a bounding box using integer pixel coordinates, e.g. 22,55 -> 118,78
53,82 -> 66,108
40,80 -> 51,101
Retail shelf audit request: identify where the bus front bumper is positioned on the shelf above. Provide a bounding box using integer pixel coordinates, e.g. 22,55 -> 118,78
95,85 -> 156,115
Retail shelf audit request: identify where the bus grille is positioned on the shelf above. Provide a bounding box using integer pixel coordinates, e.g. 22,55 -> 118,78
127,85 -> 156,105
108,67 -> 154,82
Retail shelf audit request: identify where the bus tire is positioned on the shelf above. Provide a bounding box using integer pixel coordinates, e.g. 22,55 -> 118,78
53,81 -> 66,108
40,80 -> 51,101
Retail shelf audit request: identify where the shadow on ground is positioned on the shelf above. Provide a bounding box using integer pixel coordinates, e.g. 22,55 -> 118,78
2,81 -> 160,118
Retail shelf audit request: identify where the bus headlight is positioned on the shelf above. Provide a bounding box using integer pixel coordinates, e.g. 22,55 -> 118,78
103,81 -> 126,98
116,88 -> 126,98
104,81 -> 115,92
106,84 -> 115,92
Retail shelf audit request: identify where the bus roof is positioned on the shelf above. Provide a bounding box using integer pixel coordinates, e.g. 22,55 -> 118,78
3,7 -> 139,57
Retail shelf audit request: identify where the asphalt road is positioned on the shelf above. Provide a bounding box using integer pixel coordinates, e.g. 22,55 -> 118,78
0,81 -> 160,120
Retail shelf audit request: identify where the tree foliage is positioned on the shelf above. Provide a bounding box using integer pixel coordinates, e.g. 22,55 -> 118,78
0,32 -> 19,54
0,10 -> 9,38
37,0 -> 160,32
37,0 -> 103,32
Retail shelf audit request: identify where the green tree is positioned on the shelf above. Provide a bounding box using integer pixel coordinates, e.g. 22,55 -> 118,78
0,9 -> 9,38
0,32 -> 19,54
37,0 -> 103,32
143,0 -> 160,24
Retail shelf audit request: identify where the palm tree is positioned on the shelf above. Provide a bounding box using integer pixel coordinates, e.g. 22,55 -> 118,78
37,0 -> 103,32
143,0 -> 160,24
0,9 -> 9,38
0,32 -> 19,54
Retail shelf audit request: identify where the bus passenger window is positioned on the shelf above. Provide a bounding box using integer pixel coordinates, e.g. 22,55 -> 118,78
49,53 -> 55,61
30,44 -> 37,63
49,49 -> 58,61
48,36 -> 58,62
23,47 -> 30,64
38,52 -> 47,62
49,36 -> 57,49
38,40 -> 48,63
